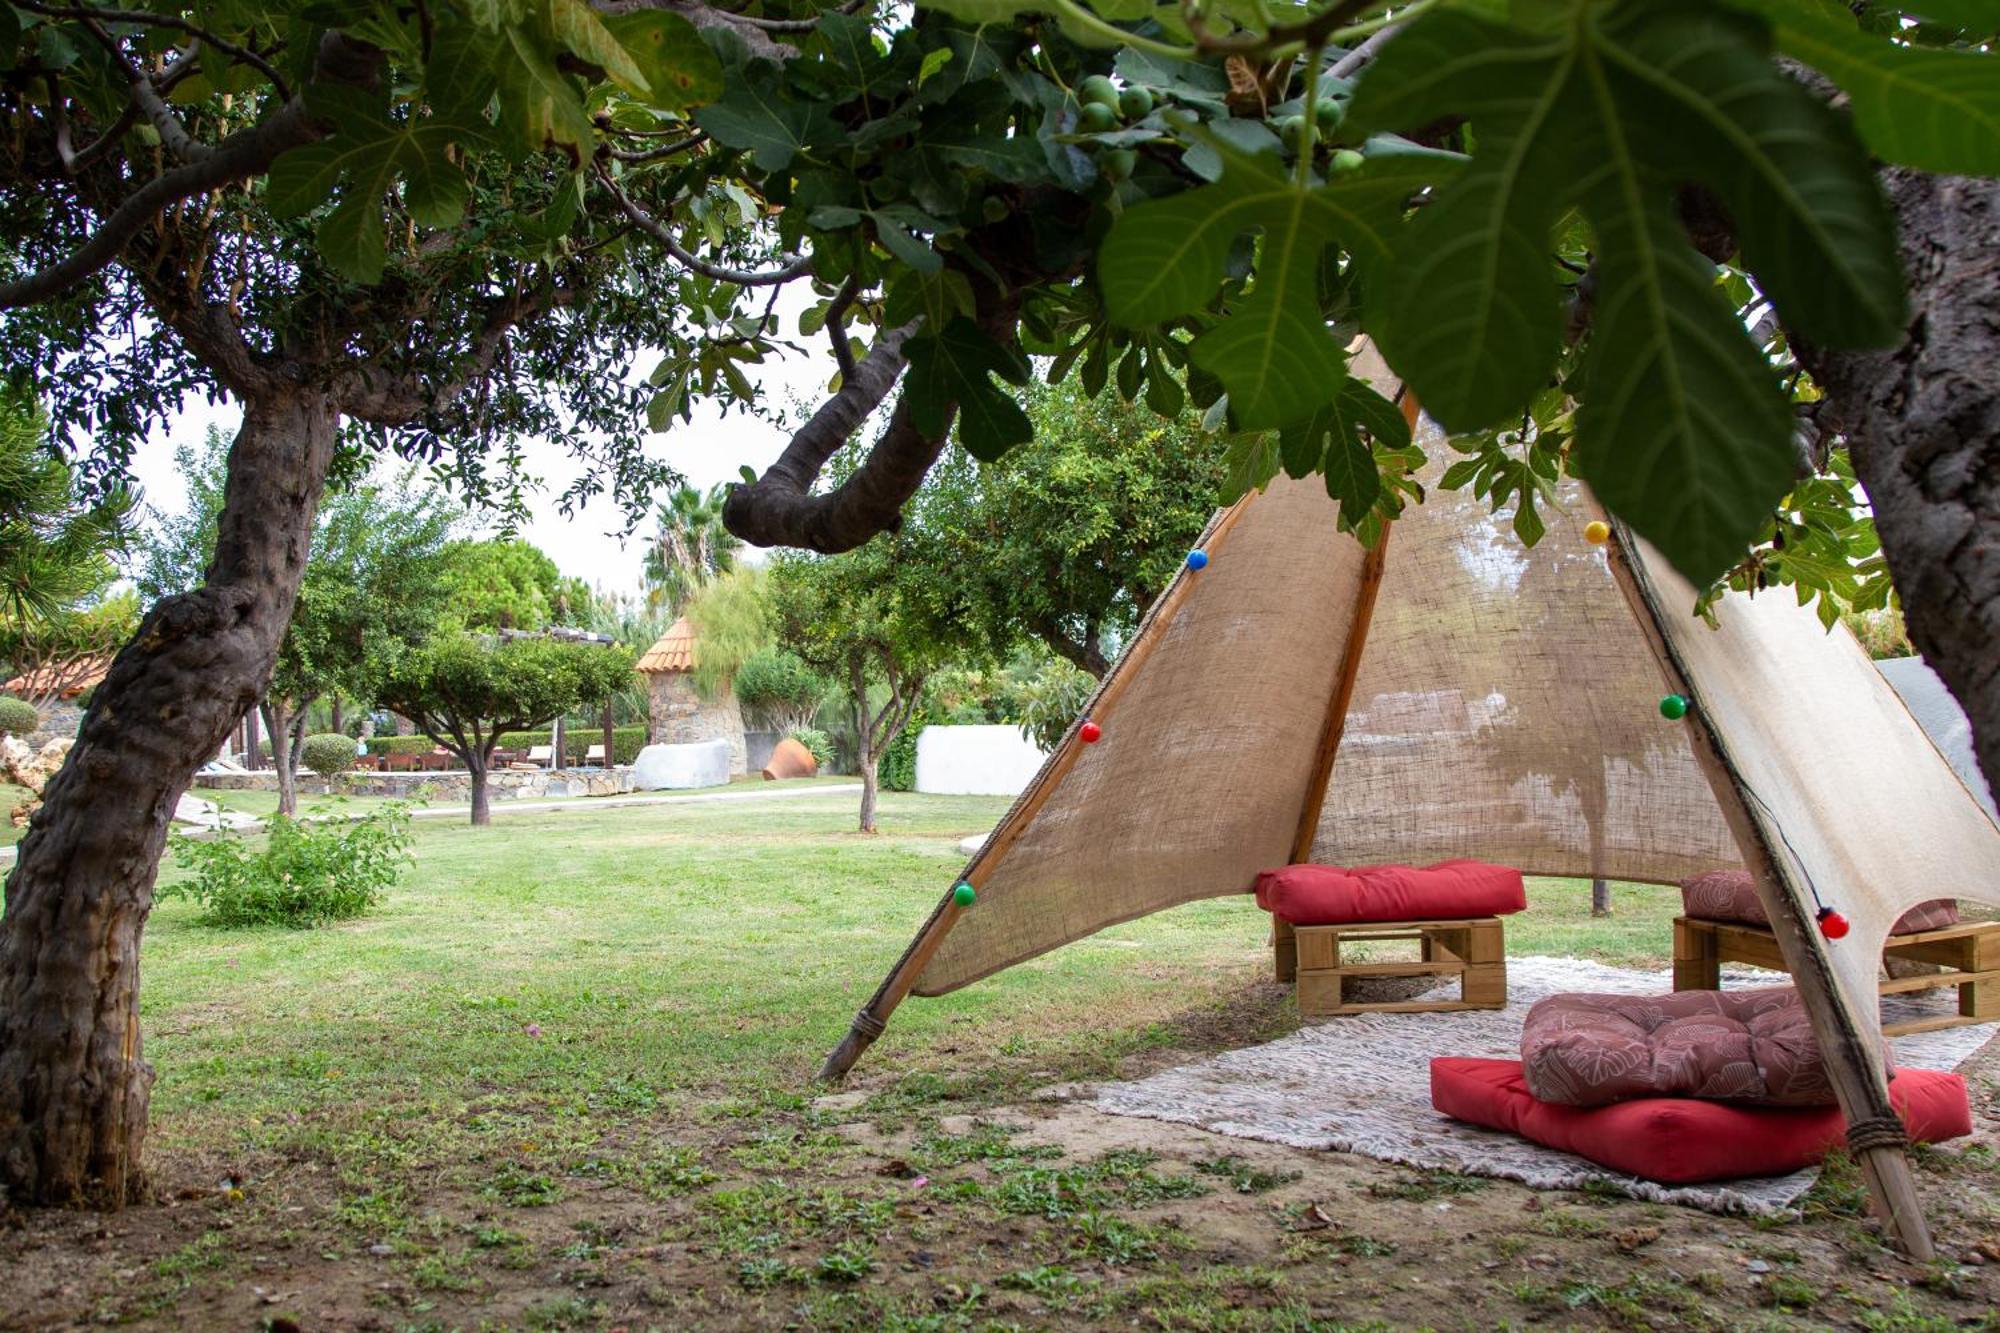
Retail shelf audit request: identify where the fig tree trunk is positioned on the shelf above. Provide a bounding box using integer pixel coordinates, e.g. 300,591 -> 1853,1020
1794,170 -> 2000,798
0,389 -> 338,1207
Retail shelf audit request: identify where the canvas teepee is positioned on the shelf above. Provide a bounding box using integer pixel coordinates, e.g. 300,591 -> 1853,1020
827,350 -> 2000,1258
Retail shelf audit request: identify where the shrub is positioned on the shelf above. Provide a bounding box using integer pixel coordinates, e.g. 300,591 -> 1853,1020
1016,658 -> 1096,751
735,649 -> 827,732
163,806 -> 413,928
879,710 -> 925,792
364,734 -> 437,758
300,732 -> 358,779
0,696 -> 39,737
787,726 -> 833,769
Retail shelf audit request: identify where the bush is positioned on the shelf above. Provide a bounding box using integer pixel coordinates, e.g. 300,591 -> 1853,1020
300,732 -> 358,779
364,734 -> 437,758
786,726 -> 833,768
735,649 -> 827,731
494,725 -> 648,765
163,806 -> 413,928
879,710 -> 925,792
0,696 -> 39,737
1016,658 -> 1096,751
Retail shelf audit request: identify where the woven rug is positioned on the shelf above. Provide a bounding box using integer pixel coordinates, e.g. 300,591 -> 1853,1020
1088,956 -> 1996,1215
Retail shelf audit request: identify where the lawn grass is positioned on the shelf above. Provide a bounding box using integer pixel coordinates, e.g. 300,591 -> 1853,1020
6,792 -> 1992,1330
188,772 -> 853,820
0,782 -> 28,845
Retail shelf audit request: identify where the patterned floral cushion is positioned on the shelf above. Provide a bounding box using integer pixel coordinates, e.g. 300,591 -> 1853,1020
1679,870 -> 1956,935
1520,988 -> 1857,1108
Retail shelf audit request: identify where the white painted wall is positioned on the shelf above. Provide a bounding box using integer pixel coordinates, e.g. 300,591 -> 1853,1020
915,725 -> 1049,796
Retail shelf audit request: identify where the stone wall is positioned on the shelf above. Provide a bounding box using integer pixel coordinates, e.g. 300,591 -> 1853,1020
28,699 -> 85,748
648,672 -> 746,775
197,766 -> 635,803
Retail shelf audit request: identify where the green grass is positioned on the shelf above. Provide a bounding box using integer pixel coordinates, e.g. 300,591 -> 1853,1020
0,783 -> 28,846
188,772 -> 853,820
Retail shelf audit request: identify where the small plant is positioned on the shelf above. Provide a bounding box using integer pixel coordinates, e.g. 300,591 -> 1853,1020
786,726 -> 834,768
163,806 -> 412,928
300,732 -> 358,779
1364,1171 -> 1489,1202
1192,1154 -> 1302,1195
0,695 -> 39,737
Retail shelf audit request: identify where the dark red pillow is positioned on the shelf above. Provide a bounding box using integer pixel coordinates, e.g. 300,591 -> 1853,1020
1255,860 -> 1527,927
1680,870 -> 1957,935
1431,1057 -> 1970,1184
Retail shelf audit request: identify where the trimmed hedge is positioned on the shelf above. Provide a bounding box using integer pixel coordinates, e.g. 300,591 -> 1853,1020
0,696 -> 40,738
363,725 -> 649,765
300,733 -> 359,778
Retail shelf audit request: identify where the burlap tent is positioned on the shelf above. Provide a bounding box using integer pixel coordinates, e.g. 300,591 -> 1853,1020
827,353 -> 2000,1257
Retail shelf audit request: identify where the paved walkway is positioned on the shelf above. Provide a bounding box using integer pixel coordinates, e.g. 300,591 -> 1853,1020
0,783 -> 864,861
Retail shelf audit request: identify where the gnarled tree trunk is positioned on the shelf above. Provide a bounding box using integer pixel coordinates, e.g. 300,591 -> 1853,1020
0,389 -> 338,1206
1794,170 -> 2000,799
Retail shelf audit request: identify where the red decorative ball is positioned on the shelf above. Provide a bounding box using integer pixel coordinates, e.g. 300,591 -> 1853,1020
1079,720 -> 1102,744
1817,908 -> 1850,940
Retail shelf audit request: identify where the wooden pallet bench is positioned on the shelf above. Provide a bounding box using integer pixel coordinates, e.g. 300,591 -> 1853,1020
1673,915 -> 2000,1036
1292,917 -> 1507,1017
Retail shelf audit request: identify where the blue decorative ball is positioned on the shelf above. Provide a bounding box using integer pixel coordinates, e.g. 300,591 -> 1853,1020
952,882 -> 977,907
1187,549 -> 1209,570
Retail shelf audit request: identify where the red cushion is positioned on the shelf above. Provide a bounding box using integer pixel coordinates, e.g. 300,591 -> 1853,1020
1255,860 -> 1527,927
1680,870 -> 1957,935
1431,1057 -> 1971,1184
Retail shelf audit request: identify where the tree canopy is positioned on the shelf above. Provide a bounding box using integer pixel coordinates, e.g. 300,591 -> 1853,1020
370,633 -> 636,825
906,379 -> 1226,676
438,539 -> 568,632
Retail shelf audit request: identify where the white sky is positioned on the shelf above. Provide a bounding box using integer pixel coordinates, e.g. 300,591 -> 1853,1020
127,338 -> 833,601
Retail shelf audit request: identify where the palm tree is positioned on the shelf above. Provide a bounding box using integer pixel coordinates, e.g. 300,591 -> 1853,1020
642,483 -> 741,615
0,391 -> 134,626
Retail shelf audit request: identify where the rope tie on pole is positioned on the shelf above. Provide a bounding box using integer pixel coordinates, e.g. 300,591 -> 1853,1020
850,1008 -> 887,1039
1846,1115 -> 1909,1155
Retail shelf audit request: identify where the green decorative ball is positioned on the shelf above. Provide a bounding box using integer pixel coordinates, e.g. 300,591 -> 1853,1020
1659,693 -> 1689,720
953,882 -> 977,908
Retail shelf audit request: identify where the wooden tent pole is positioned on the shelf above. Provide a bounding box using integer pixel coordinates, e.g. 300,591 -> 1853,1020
819,491 -> 1265,1082
1273,390 -> 1418,981
1602,522 -> 1933,1260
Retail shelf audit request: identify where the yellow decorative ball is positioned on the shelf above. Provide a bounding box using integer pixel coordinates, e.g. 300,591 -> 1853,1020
1583,520 -> 1611,545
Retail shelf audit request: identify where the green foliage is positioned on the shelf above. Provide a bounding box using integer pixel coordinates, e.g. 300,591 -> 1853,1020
879,711 -> 925,792
1015,656 -> 1096,752
0,388 -> 135,626
1343,2 -> 1901,582
363,735 -> 442,758
439,540 -> 564,632
370,633 -> 637,771
902,380 -> 1227,677
299,733 -> 359,780
684,566 -> 773,700
163,807 -> 413,929
642,484 -> 740,616
0,696 -> 40,737
735,649 -> 829,732
786,726 -> 834,768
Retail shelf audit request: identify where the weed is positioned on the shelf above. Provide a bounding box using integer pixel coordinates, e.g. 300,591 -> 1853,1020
1068,1210 -> 1164,1264
1762,1273 -> 1819,1310
633,1144 -> 718,1199
1364,1171 -> 1489,1202
1330,1234 -> 1399,1258
483,1162 -> 561,1207
815,1241 -> 877,1283
1537,1209 -> 1607,1239
1799,1150 -> 1870,1221
1193,1154 -> 1303,1195
736,1255 -> 796,1290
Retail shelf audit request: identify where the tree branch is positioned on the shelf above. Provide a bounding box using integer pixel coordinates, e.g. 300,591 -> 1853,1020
722,321 -> 946,552
0,31 -> 380,310
593,163 -> 812,286
11,1 -> 295,101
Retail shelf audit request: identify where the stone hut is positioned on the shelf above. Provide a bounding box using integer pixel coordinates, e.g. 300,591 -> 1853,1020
636,617 -> 747,775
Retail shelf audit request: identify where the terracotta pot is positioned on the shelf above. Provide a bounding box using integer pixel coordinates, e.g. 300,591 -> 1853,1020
761,737 -> 818,781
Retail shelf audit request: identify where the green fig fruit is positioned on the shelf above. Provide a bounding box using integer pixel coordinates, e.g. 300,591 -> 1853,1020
1102,148 -> 1138,182
1078,75 -> 1120,110
1118,86 -> 1153,120
1330,148 -> 1366,173
1078,101 -> 1119,133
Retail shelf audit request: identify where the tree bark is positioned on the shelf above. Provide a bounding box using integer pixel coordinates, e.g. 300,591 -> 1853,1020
264,698 -> 298,818
467,751 -> 493,827
858,755 -> 879,834
1792,170 -> 2000,799
0,389 -> 338,1207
